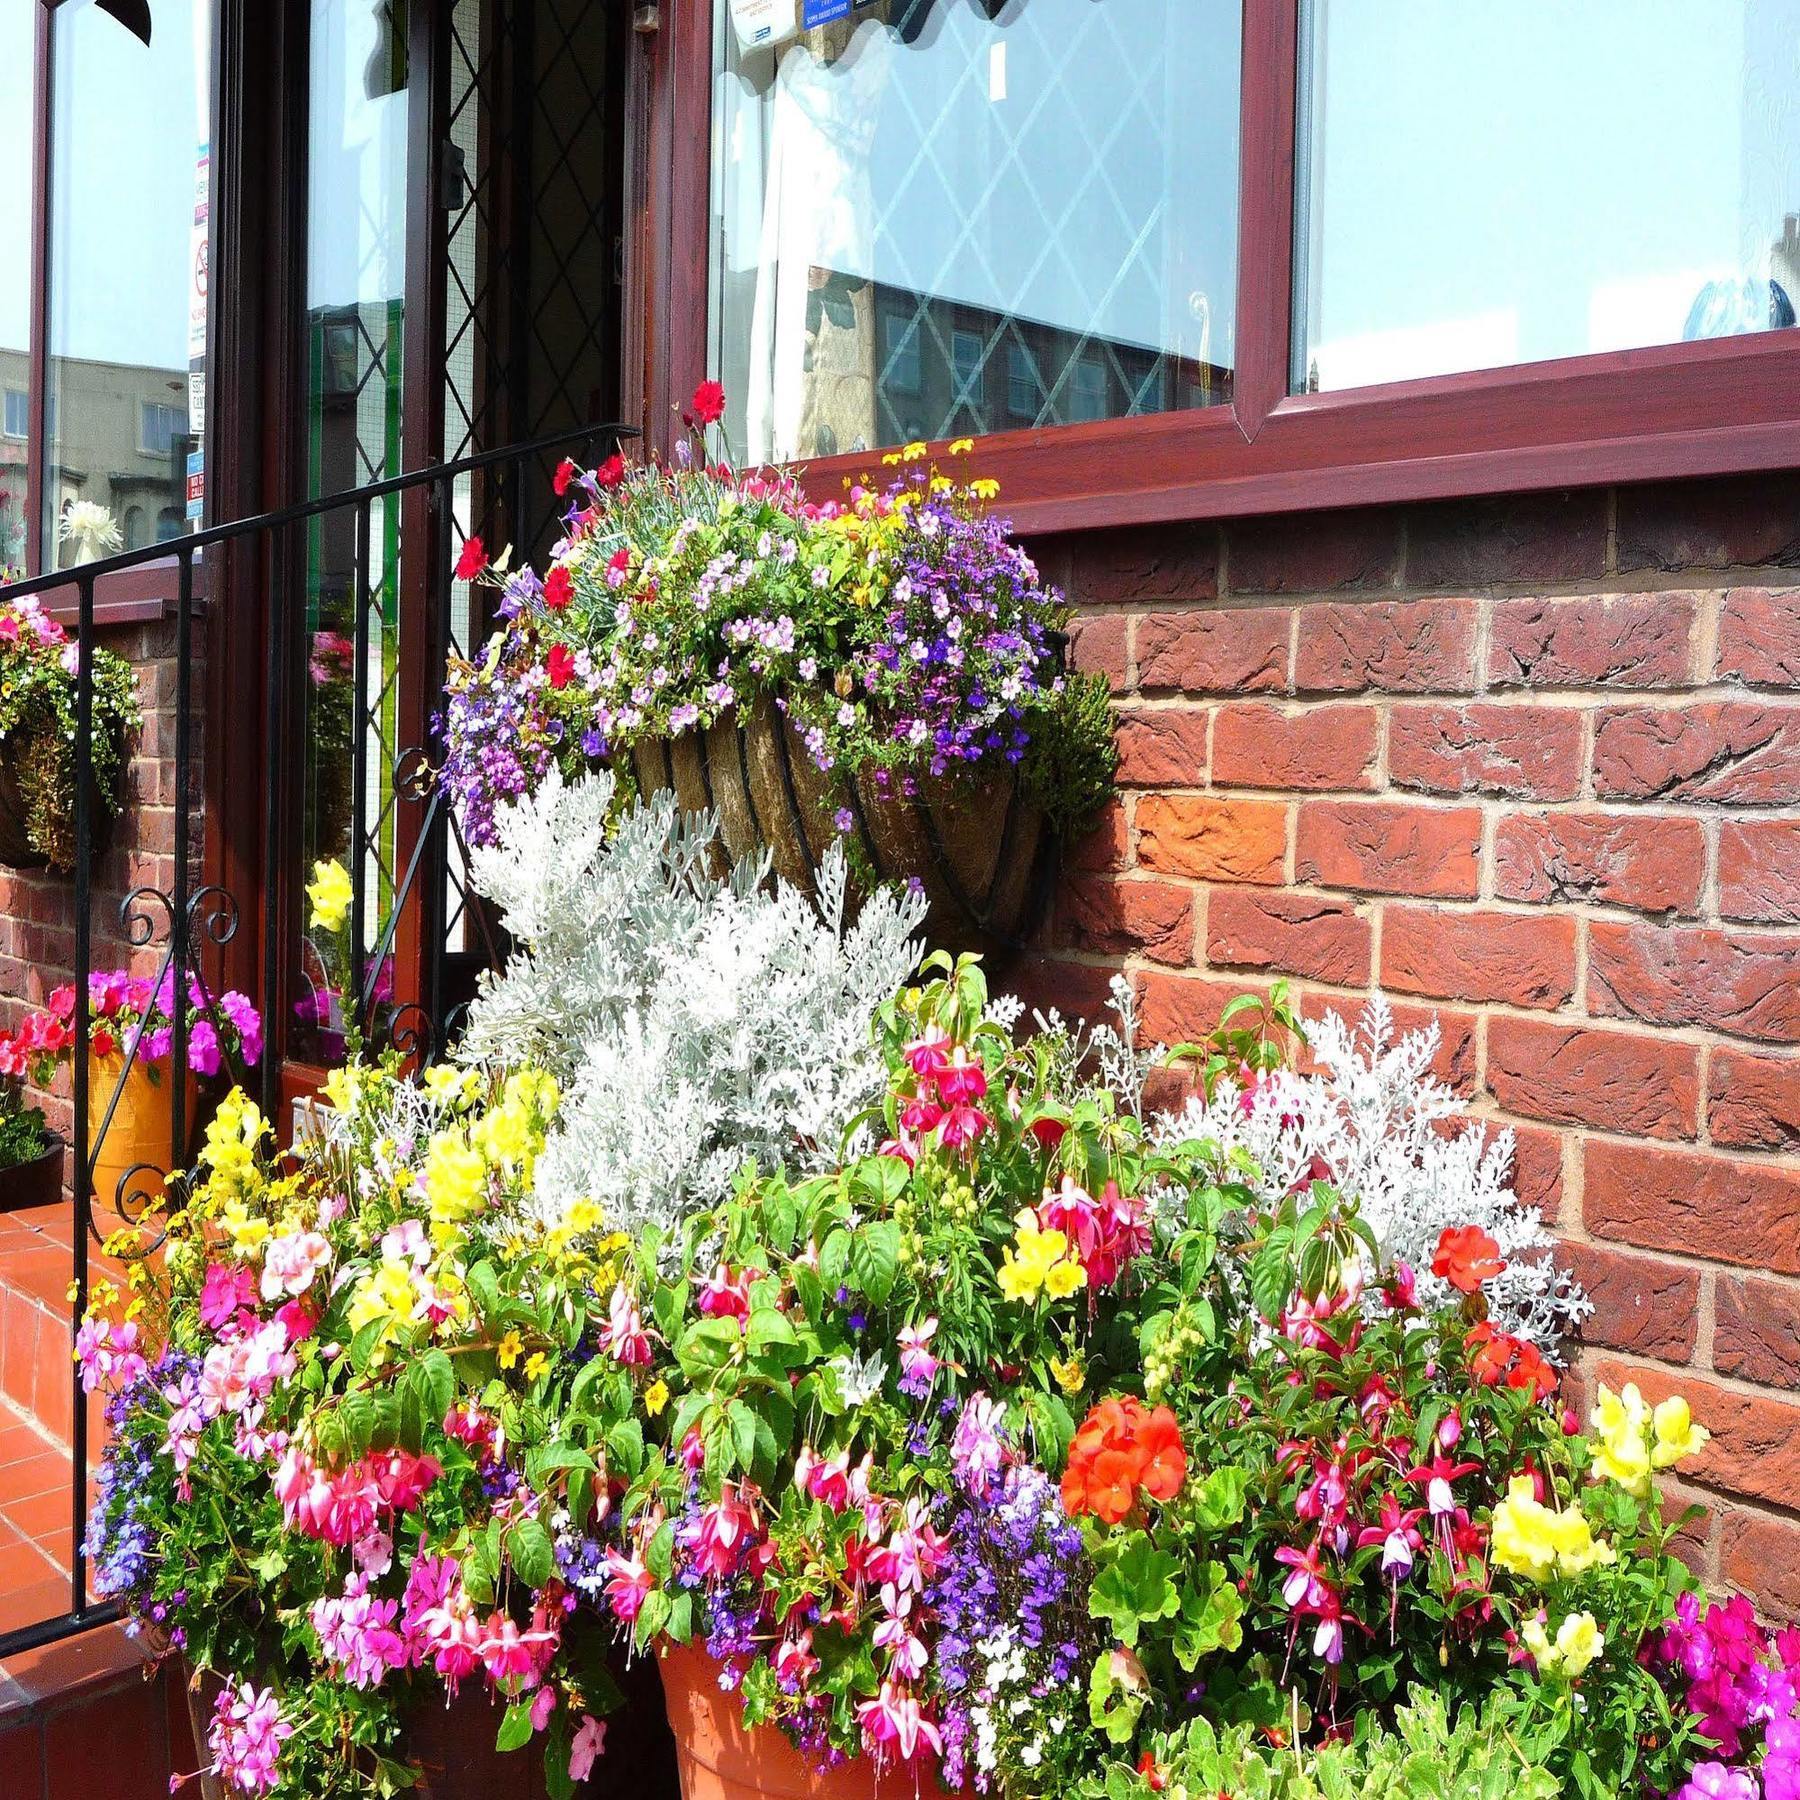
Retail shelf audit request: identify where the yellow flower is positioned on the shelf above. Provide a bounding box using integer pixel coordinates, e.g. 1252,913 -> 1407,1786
323,1064 -> 367,1117
306,858 -> 353,933
1490,1475 -> 1611,1582
1050,1354 -> 1085,1395
880,452 -> 903,467
947,437 -> 975,455
497,1329 -> 524,1370
1591,1383 -> 1655,1496
423,1064 -> 481,1110
969,477 -> 1000,501
524,1351 -> 550,1383
424,1129 -> 488,1227
900,441 -> 928,461
347,1258 -> 418,1341
644,1379 -> 670,1417
996,1210 -> 1086,1305
1555,1610 -> 1604,1677
1652,1395 -> 1709,1469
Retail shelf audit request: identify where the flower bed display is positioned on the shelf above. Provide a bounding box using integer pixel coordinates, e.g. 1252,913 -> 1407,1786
439,391 -> 1114,953
76,774 -> 1775,1800
0,587 -> 140,870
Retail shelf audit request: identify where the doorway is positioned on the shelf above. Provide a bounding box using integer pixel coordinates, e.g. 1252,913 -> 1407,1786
288,0 -> 625,1071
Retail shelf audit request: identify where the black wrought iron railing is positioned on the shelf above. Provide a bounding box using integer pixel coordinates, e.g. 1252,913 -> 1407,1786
0,419 -> 630,1661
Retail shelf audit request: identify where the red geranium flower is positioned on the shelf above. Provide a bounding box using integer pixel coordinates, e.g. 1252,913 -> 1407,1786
543,566 -> 574,611
1061,1395 -> 1187,1525
1432,1224 -> 1505,1294
691,380 -> 726,426
455,536 -> 488,581
546,643 -> 576,690
552,457 -> 577,497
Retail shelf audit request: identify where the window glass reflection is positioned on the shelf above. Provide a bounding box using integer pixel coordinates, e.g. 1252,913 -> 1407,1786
0,6 -> 33,576
46,0 -> 208,566
1294,0 -> 1800,392
709,0 -> 1241,465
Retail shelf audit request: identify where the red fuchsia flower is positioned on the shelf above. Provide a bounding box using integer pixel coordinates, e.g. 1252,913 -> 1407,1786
795,1444 -> 854,1512
552,458 -> 577,497
856,1681 -> 942,1765
1406,1448 -> 1482,1518
543,564 -> 573,610
476,1611 -> 559,1690
455,536 -> 488,582
443,1400 -> 501,1458
1384,1259 -> 1419,1311
1432,1224 -> 1505,1294
679,1425 -> 706,1472
1025,1113 -> 1067,1150
1035,1176 -> 1149,1291
696,1262 -> 752,1322
545,643 -> 576,689
602,1549 -> 654,1622
899,1096 -> 943,1134
690,380 -> 727,426
876,1130 -> 918,1167
866,1498 -> 948,1606
599,1282 -> 652,1365
371,1447 -> 443,1513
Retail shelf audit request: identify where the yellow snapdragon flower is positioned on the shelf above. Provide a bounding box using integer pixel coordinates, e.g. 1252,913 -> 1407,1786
996,1210 -> 1087,1305
423,1128 -> 488,1228
306,859 -> 353,933
1490,1475 -> 1614,1581
422,1064 -> 482,1110
1522,1610 -> 1604,1679
347,1257 -> 419,1341
1591,1383 -> 1708,1497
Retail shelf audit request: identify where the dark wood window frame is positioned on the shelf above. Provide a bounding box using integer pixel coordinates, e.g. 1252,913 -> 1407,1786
629,0 -> 1800,535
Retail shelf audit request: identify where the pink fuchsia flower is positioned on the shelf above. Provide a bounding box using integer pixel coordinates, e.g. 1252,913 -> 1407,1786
370,1447 -> 442,1513
310,1576 -> 408,1689
865,1498 -> 947,1605
897,1317 -> 939,1384
199,1261 -> 258,1334
259,1229 -> 331,1301
902,1026 -> 950,1083
691,1487 -> 760,1579
936,1049 -> 987,1107
602,1549 -> 654,1623
1356,1494 -> 1426,1577
477,1612 -> 559,1690
795,1445 -> 853,1512
1406,1450 -> 1481,1517
1273,1544 -> 1332,1612
899,1097 -> 943,1135
696,1263 -> 752,1322
207,1682 -> 293,1797
856,1682 -> 942,1765
873,1614 -> 929,1681
936,1103 -> 988,1151
775,1629 -> 820,1693
599,1283 -> 652,1365
569,1715 -> 607,1783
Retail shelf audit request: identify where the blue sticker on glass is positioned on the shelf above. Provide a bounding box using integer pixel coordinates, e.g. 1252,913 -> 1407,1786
802,0 -> 850,23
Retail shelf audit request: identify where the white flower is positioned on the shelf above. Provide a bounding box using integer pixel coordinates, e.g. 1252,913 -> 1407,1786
831,1350 -> 887,1407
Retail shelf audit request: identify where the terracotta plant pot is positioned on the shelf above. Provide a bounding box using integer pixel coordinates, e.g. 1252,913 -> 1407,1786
659,1642 -> 962,1800
87,1057 -> 197,1217
627,696 -> 1056,961
0,1131 -> 64,1213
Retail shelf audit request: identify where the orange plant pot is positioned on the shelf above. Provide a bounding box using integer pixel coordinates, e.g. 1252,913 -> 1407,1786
659,1643 -> 964,1800
87,1056 -> 195,1216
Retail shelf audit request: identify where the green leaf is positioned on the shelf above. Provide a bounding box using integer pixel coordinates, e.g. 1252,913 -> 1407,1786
676,1316 -> 743,1380
511,1517 -> 556,1589
1190,1465 -> 1250,1532
495,1700 -> 536,1754
1088,1537 -> 1181,1646
848,1219 -> 901,1306
1171,1561 -> 1244,1670
1087,1652 -> 1145,1746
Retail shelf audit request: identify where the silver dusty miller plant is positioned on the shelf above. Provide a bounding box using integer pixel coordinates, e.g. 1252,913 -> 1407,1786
456,767 -> 926,1240
1155,994 -> 1589,1347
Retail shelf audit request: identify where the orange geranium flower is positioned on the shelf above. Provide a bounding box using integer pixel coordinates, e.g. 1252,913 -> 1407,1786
1432,1224 -> 1505,1295
1061,1395 -> 1188,1524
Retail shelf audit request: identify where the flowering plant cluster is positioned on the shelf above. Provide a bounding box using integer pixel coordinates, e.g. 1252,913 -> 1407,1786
0,587 -> 140,867
0,966 -> 261,1085
76,789 -> 1760,1800
438,389 -> 1114,851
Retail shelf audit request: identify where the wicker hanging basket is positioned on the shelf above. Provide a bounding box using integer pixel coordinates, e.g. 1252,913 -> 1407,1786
626,695 -> 1057,960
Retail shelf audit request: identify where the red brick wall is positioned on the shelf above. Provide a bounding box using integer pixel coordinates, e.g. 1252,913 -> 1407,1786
0,611 -> 204,1166
1028,474 -> 1800,1614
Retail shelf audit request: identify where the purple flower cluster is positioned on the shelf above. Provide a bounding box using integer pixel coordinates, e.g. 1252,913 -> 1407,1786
927,1462 -> 1096,1792
437,637 -> 559,847
1658,1592 -> 1800,1799
88,1347 -> 196,1607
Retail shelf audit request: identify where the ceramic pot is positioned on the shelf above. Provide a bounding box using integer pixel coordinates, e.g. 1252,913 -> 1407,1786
627,695 -> 1055,961
659,1642 -> 962,1800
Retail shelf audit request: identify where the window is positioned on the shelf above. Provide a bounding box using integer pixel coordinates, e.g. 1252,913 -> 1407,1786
140,400 -> 184,457
661,0 -> 1800,527
0,3 -> 31,572
46,0 -> 207,566
707,0 -> 1242,464
1,391 -> 26,442
1294,0 -> 1800,391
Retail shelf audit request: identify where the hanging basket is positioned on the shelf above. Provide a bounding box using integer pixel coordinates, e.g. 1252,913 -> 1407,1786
0,725 -> 119,873
626,696 -> 1057,960
660,1642 -> 964,1800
